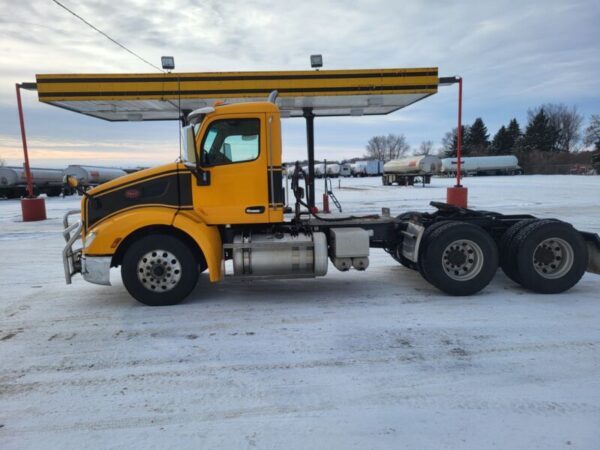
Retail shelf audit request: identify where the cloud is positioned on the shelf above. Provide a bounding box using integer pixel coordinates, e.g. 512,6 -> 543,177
0,0 -> 599,166
0,134 -> 178,167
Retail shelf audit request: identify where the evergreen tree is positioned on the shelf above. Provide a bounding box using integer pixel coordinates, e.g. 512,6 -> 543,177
442,125 -> 470,157
491,126 -> 513,154
506,118 -> 522,152
522,108 -> 560,152
468,118 -> 490,154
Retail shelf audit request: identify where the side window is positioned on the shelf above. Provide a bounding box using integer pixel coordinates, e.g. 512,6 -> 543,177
201,119 -> 260,166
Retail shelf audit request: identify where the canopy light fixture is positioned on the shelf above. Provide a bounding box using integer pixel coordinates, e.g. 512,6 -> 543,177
310,54 -> 323,69
161,56 -> 175,71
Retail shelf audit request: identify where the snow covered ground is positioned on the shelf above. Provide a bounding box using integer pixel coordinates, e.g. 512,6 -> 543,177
1,175 -> 600,449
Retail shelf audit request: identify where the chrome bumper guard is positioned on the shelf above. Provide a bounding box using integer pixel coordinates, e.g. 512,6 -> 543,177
62,209 -> 83,284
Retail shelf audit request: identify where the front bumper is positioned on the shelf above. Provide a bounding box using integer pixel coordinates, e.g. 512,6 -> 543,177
62,210 -> 111,286
82,256 -> 112,286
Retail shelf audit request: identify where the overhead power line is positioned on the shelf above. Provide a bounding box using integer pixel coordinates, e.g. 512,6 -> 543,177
50,0 -> 164,73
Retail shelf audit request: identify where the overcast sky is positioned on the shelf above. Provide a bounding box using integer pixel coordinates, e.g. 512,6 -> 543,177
1,0 -> 599,168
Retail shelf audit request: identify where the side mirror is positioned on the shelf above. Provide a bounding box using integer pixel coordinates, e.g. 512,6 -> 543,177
63,174 -> 90,198
182,124 -> 211,186
182,125 -> 197,168
64,175 -> 79,188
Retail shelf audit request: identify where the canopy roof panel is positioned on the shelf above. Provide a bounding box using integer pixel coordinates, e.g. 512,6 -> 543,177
35,67 -> 439,121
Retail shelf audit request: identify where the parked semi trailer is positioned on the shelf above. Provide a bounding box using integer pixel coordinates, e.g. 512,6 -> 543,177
63,165 -> 127,189
383,155 -> 441,186
340,163 -> 352,177
326,163 -> 341,177
441,155 -> 521,176
0,166 -> 65,198
61,96 -> 600,306
351,160 -> 382,177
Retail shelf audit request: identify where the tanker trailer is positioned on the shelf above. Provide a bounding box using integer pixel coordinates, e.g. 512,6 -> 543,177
440,155 -> 520,176
382,155 -> 441,186
63,165 -> 127,189
0,166 -> 65,198
326,163 -> 341,177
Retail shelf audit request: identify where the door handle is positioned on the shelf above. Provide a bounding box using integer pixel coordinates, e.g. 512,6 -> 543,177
245,206 -> 265,214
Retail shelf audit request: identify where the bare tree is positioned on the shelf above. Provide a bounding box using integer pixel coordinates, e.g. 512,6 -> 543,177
415,140 -> 434,155
584,115 -> 600,149
365,136 -> 387,161
530,103 -> 583,152
365,134 -> 410,161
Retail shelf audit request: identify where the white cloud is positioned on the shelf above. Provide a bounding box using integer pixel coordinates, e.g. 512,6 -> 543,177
0,0 -> 599,166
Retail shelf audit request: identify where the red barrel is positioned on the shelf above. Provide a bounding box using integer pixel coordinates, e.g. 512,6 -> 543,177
21,197 -> 47,221
446,186 -> 468,208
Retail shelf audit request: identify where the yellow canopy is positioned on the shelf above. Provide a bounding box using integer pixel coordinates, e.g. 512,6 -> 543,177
34,67 -> 439,121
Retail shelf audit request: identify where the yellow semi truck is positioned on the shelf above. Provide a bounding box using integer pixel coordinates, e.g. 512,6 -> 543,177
60,92 -> 600,305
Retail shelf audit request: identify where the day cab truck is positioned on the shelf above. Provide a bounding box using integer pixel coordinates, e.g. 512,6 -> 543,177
62,93 -> 600,306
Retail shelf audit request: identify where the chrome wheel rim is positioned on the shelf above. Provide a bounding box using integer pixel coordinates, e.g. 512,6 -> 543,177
533,237 -> 574,279
137,249 -> 182,292
442,239 -> 484,281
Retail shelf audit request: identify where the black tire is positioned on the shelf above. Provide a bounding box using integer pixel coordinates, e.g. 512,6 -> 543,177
417,221 -> 453,282
420,221 -> 498,296
499,219 -> 538,284
121,234 -> 200,306
512,220 -> 587,294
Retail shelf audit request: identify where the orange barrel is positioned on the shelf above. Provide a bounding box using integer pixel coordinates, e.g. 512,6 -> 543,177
21,197 -> 47,221
446,186 -> 468,208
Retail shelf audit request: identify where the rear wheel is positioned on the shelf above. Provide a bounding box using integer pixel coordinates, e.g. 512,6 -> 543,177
512,220 -> 587,293
499,219 -> 538,284
417,221 -> 453,282
419,221 -> 498,296
121,234 -> 200,306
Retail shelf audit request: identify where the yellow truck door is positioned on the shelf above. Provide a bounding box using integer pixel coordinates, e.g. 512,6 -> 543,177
192,113 -> 269,224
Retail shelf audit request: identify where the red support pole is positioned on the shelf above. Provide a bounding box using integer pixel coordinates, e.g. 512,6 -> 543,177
15,83 -> 34,198
16,83 -> 46,221
456,77 -> 463,187
446,76 -> 468,208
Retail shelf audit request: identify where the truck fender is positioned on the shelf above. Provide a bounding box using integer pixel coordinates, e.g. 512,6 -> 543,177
172,211 -> 223,282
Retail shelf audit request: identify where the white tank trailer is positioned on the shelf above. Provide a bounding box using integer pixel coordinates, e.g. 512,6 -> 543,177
64,165 -> 127,187
440,155 -> 521,176
313,163 -> 326,178
382,155 -> 441,186
0,166 -> 65,198
325,163 -> 341,177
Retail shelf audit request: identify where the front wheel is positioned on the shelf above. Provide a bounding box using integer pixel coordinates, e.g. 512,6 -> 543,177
121,234 -> 200,306
419,222 -> 498,296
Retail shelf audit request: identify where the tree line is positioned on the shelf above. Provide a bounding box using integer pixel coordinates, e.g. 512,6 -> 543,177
365,104 -> 600,165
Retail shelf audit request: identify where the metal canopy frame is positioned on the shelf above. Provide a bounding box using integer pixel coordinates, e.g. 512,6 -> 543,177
25,67 -> 458,209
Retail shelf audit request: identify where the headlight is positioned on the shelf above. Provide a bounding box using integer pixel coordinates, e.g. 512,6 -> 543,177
83,230 -> 97,249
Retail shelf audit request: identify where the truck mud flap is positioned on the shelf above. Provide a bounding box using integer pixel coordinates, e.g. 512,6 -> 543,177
401,222 -> 425,263
580,231 -> 600,275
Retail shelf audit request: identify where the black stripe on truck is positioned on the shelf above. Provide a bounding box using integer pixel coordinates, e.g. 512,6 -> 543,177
87,172 -> 193,227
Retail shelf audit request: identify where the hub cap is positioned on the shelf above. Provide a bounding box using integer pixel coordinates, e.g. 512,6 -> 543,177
137,249 -> 182,292
442,239 -> 484,281
533,237 -> 574,279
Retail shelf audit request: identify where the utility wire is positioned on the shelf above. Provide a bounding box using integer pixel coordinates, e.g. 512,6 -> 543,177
50,0 -> 164,73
